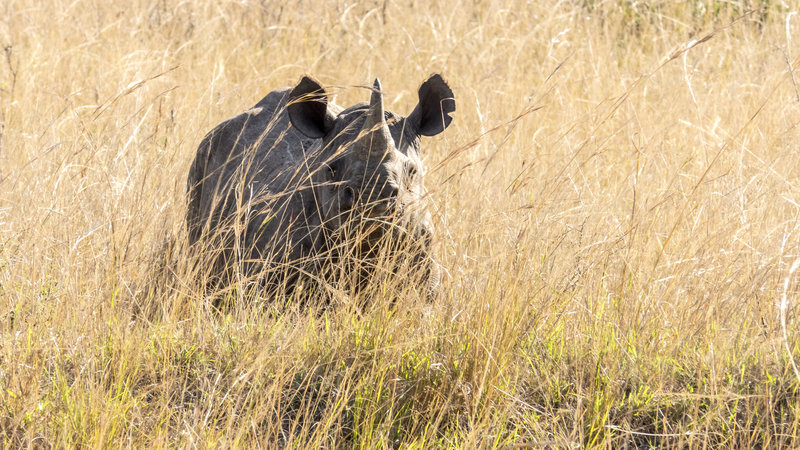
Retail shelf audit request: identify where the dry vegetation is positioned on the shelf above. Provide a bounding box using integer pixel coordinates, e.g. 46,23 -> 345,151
2,0 -> 800,447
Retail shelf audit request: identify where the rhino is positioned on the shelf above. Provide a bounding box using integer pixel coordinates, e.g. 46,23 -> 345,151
186,74 -> 455,298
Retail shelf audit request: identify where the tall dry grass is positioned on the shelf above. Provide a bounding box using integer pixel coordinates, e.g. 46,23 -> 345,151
1,0 -> 800,447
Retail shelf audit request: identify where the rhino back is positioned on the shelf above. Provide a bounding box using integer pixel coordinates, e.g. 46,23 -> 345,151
187,87 -> 320,248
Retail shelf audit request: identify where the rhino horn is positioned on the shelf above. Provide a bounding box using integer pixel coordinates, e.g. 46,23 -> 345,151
357,78 -> 393,160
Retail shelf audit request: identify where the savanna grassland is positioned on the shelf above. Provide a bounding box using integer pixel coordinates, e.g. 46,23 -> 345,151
2,0 -> 800,447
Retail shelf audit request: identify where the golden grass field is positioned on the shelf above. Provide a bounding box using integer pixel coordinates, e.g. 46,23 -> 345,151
2,0 -> 800,447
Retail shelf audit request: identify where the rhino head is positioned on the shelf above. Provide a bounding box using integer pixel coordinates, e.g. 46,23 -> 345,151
287,75 -> 455,248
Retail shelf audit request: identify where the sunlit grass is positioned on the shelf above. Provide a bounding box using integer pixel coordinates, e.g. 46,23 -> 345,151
1,0 -> 800,447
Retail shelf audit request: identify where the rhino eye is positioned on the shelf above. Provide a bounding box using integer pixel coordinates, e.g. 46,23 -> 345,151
405,162 -> 417,180
342,185 -> 355,208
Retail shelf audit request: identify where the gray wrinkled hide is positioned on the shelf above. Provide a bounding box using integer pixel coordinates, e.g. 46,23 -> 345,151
186,75 -> 455,296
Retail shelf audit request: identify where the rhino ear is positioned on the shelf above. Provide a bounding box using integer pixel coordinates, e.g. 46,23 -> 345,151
407,74 -> 456,137
288,76 -> 335,138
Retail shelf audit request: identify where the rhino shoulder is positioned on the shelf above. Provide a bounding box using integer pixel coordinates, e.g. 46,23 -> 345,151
186,88 -> 294,243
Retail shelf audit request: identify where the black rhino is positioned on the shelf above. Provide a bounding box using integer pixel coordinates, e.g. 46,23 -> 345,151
186,75 -> 455,297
